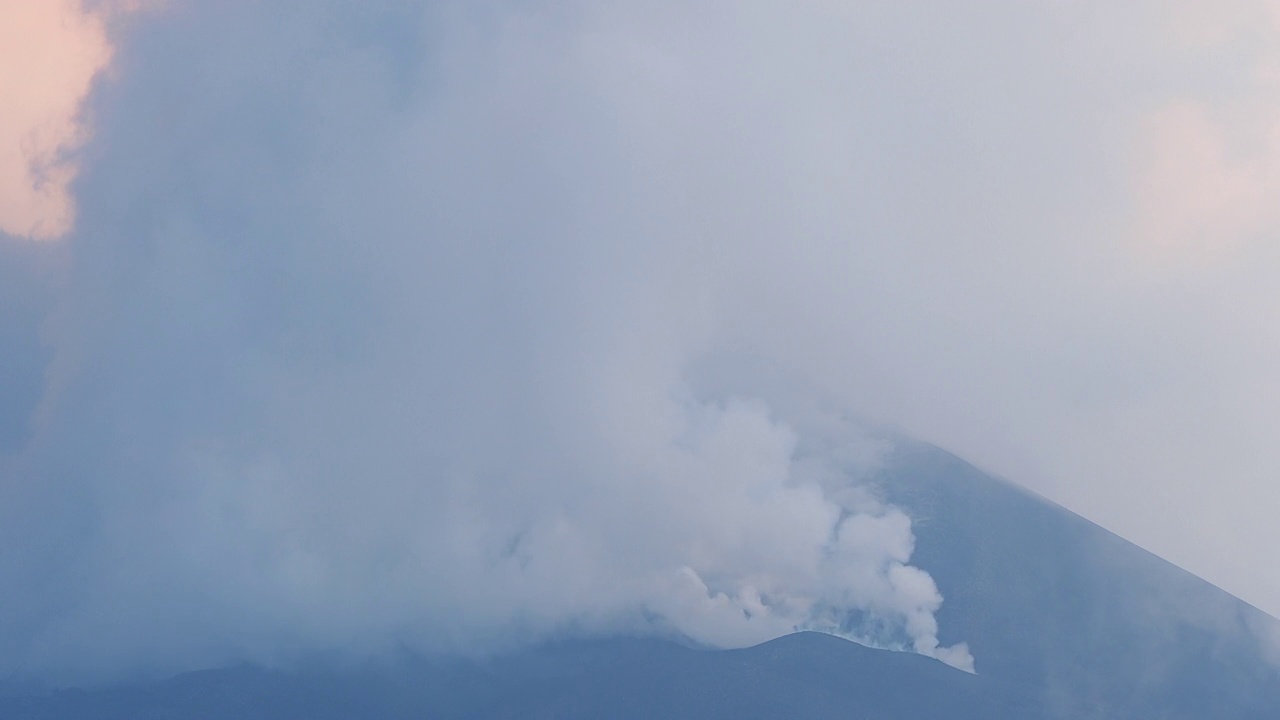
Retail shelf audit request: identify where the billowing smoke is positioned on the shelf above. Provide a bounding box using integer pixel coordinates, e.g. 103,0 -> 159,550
5,0 -> 1280,686
0,0 -> 976,683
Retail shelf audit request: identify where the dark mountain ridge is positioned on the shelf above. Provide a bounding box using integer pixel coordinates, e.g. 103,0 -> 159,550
0,632 -> 1037,720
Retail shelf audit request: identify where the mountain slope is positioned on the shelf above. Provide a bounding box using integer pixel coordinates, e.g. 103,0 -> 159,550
876,438 -> 1280,718
3,439 -> 1278,718
0,632 -> 1036,720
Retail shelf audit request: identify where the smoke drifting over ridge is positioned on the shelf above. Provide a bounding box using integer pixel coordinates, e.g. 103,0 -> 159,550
0,0 -> 979,682
3,0 -> 1280,682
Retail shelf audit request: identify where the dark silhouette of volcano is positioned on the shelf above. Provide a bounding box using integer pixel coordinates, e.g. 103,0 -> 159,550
0,633 -> 1034,720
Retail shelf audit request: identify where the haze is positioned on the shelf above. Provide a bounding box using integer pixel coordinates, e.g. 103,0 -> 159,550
1,0 -> 1278,682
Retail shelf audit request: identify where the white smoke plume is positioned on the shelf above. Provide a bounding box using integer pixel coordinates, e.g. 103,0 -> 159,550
0,0 -> 973,683
8,0 -> 1280,686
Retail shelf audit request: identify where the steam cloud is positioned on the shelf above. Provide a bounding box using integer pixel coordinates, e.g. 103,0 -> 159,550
0,0 -> 976,683
6,0 -> 1280,685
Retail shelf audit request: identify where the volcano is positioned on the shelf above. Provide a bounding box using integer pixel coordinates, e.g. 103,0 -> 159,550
4,440 -> 1277,719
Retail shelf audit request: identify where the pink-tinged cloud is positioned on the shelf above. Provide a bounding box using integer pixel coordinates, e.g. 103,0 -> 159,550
1126,0 -> 1280,273
1129,101 -> 1273,269
1165,0 -> 1280,49
0,0 -> 113,240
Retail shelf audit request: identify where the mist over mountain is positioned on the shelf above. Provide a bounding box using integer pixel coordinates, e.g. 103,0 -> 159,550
2,1 -> 1280,715
881,440 -> 1280,717
4,437 -> 1277,718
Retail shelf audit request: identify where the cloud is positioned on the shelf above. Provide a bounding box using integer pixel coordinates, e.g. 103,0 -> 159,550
3,0 -> 1280,685
0,0 -> 976,683
0,1 -> 118,239
0,232 -> 60,454
1129,101 -> 1272,269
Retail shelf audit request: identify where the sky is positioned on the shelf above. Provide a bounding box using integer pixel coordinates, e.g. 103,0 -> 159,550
1,0 -> 1280,683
